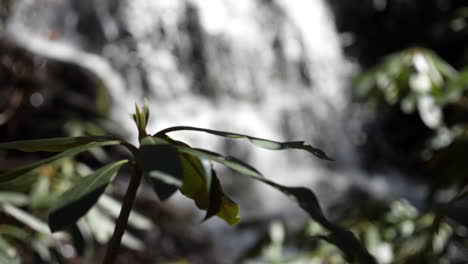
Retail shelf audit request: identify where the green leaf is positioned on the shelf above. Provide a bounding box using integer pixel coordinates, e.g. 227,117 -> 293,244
1,203 -> 51,234
0,141 -> 120,183
0,236 -> 20,264
96,194 -> 154,230
180,147 -> 263,179
132,102 -> 150,138
251,178 -> 377,264
0,170 -> 39,192
0,192 -> 29,206
153,137 -> 240,225
180,154 -> 239,225
203,179 -> 222,221
137,142 -> 183,201
48,160 -> 128,232
0,136 -> 118,152
0,224 -> 30,241
150,136 -> 263,178
155,126 -> 332,160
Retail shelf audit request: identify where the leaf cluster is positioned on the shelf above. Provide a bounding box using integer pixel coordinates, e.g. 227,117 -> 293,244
0,103 -> 376,263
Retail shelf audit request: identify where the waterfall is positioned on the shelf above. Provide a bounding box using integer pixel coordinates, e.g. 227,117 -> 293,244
3,0 -> 426,258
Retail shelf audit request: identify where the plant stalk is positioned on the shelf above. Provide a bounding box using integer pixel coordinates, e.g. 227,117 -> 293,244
102,162 -> 143,264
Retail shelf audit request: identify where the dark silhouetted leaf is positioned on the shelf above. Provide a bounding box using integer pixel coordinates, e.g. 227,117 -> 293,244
137,138 -> 183,201
252,178 -> 377,264
0,141 -> 120,183
0,136 -> 119,152
48,160 -> 128,232
202,169 -> 223,222
155,126 -> 332,160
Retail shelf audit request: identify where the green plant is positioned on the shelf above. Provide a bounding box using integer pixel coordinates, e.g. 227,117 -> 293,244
0,102 -> 377,263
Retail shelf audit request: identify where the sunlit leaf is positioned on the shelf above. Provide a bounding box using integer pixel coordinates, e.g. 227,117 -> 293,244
1,203 -> 51,234
155,126 -> 332,160
48,160 -> 128,232
158,137 -> 239,223
97,194 -> 154,230
150,137 -> 241,225
0,136 -> 119,152
0,141 -> 120,183
0,192 -> 28,206
137,140 -> 183,201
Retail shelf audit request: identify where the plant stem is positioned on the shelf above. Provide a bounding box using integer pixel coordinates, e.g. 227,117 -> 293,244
102,162 -> 143,264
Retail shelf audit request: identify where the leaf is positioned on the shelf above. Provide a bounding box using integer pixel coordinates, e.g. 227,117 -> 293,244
154,137 -> 240,225
0,141 -> 120,183
155,126 -> 332,160
203,170 -> 240,225
137,141 -> 183,201
0,192 -> 29,206
0,224 -> 30,241
0,236 -> 20,264
0,136 -> 119,152
179,151 -> 240,225
132,101 -> 150,137
97,194 -> 154,230
180,157 -> 239,225
48,160 -> 128,232
1,203 -> 51,234
181,147 -> 263,179
251,178 -> 377,264
150,136 -> 263,179
0,170 -> 39,192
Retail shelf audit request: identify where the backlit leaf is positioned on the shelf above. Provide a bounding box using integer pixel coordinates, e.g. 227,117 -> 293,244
155,126 -> 331,160
252,177 -> 377,264
0,136 -> 119,152
0,141 -> 120,183
48,160 -> 128,232
137,139 -> 183,201
156,137 -> 240,225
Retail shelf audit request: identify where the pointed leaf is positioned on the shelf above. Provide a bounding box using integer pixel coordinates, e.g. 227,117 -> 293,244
0,192 -> 28,206
1,203 -> 51,234
0,136 -> 119,152
155,126 -> 332,160
0,141 -> 120,183
180,155 -> 240,225
48,160 -> 128,232
151,136 -> 263,179
137,142 -> 183,201
252,177 -> 377,264
202,169 -> 223,222
154,137 -> 240,225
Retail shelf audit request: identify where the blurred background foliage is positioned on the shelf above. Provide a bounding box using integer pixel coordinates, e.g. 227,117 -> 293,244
348,3 -> 468,208
0,0 -> 468,263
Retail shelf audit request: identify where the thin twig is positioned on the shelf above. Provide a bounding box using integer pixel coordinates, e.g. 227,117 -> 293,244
102,161 -> 143,264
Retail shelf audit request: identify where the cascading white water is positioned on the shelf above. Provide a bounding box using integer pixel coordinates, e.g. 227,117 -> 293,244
4,0 -> 426,259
